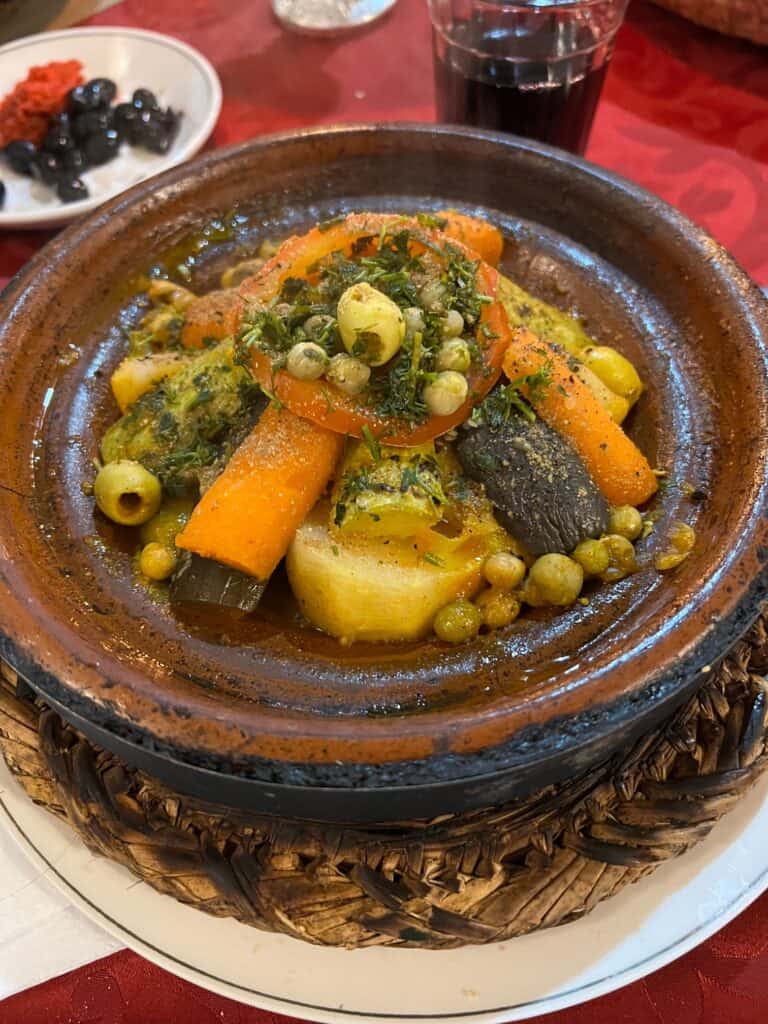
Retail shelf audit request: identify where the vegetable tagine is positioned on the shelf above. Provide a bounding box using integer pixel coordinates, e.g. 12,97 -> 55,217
91,210 -> 694,645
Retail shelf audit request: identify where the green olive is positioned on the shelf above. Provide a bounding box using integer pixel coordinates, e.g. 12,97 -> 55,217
572,538 -> 610,577
483,551 -> 526,590
139,542 -> 176,581
326,353 -> 371,395
476,589 -> 521,630
528,553 -> 584,606
436,338 -> 471,373
433,599 -> 482,644
337,282 -> 405,366
94,461 -> 162,526
441,309 -> 464,339
609,505 -> 643,541
286,341 -> 329,381
582,346 -> 643,404
140,497 -> 194,548
423,370 -> 469,417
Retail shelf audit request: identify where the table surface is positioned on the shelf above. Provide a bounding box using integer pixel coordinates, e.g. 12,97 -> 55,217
1,0 -> 768,1021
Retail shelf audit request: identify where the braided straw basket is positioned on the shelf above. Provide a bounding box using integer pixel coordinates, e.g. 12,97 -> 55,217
652,0 -> 768,44
1,611 -> 766,949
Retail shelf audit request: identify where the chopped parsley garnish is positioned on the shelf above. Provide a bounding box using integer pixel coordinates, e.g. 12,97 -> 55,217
470,362 -> 553,429
361,425 -> 382,462
235,225 -> 490,427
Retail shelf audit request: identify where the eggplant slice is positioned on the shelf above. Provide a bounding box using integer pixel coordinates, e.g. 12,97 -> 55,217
456,411 -> 609,555
171,551 -> 267,613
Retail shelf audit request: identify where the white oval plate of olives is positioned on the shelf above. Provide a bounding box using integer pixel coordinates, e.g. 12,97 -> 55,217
0,27 -> 222,230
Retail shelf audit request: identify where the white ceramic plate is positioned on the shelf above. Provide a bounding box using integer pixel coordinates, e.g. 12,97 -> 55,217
1,754 -> 767,1022
0,27 -> 222,230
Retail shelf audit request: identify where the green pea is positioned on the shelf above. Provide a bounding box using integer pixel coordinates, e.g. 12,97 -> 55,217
572,539 -> 610,577
528,554 -> 584,606
433,599 -> 482,644
483,552 -> 526,590
139,543 -> 176,581
603,534 -> 637,572
94,460 -> 162,526
608,505 -> 643,541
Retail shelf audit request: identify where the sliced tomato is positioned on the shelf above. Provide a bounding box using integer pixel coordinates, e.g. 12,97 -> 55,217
238,213 -> 512,446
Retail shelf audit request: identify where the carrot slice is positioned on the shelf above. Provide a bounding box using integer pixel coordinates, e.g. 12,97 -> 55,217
176,406 -> 343,578
180,289 -> 242,349
437,210 -> 504,268
503,328 -> 657,507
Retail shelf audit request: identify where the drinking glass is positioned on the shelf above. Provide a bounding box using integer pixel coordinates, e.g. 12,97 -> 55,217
428,0 -> 629,155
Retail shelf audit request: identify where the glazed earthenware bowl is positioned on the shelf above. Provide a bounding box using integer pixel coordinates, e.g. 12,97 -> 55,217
0,125 -> 767,823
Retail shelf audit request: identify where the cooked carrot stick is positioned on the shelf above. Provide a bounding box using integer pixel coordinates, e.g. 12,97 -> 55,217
503,328 -> 657,507
437,210 -> 504,267
176,405 -> 344,578
180,289 -> 242,349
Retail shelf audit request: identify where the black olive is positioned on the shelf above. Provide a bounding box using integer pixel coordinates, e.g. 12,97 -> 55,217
4,139 -> 37,176
57,177 -> 89,203
42,126 -> 76,156
83,128 -> 120,166
136,119 -> 171,154
50,112 -> 71,132
61,147 -> 88,175
85,77 -> 117,108
72,109 -> 114,141
131,108 -> 181,154
113,101 -> 138,139
31,151 -> 62,186
131,88 -> 159,112
0,179 -> 5,209
68,83 -> 101,115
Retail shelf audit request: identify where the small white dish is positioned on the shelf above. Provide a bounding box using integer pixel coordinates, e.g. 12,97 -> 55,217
0,27 -> 222,230
1,750 -> 767,1022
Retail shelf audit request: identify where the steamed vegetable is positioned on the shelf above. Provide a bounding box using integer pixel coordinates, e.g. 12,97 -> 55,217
100,341 -> 263,490
332,442 -> 445,537
238,212 -> 512,446
110,351 -> 192,413
287,498 -> 507,643
502,328 -> 658,507
170,551 -> 267,611
180,289 -> 241,349
498,276 -> 594,356
176,405 -> 344,578
437,210 -> 504,267
456,406 -> 609,555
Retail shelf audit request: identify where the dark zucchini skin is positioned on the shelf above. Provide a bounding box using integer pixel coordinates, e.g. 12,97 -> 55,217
455,412 -> 609,556
171,552 -> 266,612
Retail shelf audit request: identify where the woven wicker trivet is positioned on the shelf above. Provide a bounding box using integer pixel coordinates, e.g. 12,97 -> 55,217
0,614 -> 766,949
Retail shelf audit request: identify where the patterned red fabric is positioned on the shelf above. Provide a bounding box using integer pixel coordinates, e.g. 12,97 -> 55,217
1,892 -> 766,1023
1,0 -> 767,1020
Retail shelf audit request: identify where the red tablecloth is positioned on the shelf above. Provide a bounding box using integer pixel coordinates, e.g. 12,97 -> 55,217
1,1 -> 767,1021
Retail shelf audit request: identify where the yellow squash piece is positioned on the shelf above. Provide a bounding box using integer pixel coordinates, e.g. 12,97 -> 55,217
110,352 -> 191,413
